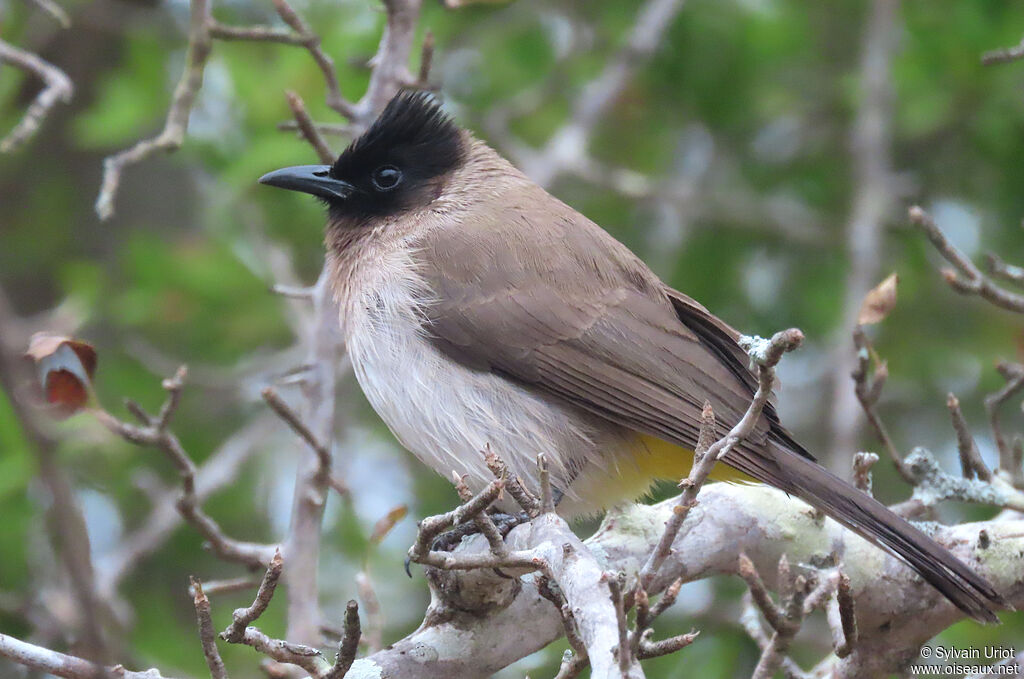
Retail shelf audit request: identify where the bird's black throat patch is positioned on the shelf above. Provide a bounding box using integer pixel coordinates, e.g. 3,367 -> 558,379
326,91 -> 466,226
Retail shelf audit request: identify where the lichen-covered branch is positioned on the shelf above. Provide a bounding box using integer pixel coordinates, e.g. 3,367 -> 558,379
346,484 -> 1024,679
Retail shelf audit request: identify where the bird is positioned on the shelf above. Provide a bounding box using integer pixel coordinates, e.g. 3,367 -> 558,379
259,90 -> 1005,623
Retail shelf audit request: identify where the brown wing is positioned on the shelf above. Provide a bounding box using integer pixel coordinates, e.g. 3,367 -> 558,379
415,195 -> 807,483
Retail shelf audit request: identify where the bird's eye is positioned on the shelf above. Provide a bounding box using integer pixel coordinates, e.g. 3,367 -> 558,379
371,166 -> 403,191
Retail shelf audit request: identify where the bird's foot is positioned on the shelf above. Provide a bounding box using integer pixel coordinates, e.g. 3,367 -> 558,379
404,510 -> 531,577
431,510 -> 530,551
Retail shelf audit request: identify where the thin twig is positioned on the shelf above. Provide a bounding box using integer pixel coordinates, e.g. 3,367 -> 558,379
638,328 -> 804,592
190,578 -> 228,679
262,386 -> 331,486
276,121 -> 355,137
947,393 -> 992,481
94,369 -> 277,568
739,594 -> 809,679
636,629 -> 698,660
95,0 -> 213,219
985,362 -> 1024,477
537,574 -> 587,663
221,550 -> 285,643
285,91 -> 335,163
738,554 -> 784,633
215,552 -> 329,676
0,38 -> 73,153
270,0 -> 353,118
25,0 -> 71,28
209,22 -> 304,44
189,576 -> 263,598
324,600 -> 360,679
415,31 -> 434,87
607,573 -> 632,674
743,556 -> 813,679
99,415 -> 275,596
538,453 -> 555,514
828,571 -> 858,658
982,35 -> 1024,65
986,253 -> 1024,287
852,452 -> 879,495
852,327 -> 913,482
483,444 -> 541,515
910,205 -> 1024,314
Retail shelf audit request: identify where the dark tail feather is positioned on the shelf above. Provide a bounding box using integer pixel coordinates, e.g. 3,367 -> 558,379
732,441 -> 1006,624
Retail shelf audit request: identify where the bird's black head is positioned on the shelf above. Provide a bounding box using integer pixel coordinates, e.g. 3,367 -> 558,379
259,91 -> 466,227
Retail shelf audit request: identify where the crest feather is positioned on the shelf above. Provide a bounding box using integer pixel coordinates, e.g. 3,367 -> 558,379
331,91 -> 464,180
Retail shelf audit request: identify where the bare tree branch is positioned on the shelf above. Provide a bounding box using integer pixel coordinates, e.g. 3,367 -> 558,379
517,0 -> 687,186
0,633 -> 180,679
94,0 -> 213,219
852,327 -> 914,483
348,489 -> 1024,679
0,38 -> 73,153
284,91 -> 334,164
24,0 -> 72,28
985,361 -> 1024,481
827,0 -> 898,469
98,415 -> 275,597
947,392 -> 993,481
94,368 -> 278,569
94,0 -> 358,219
323,600 -> 360,679
190,578 -> 228,679
982,35 -> 1024,65
910,205 -> 1024,314
216,551 -> 333,677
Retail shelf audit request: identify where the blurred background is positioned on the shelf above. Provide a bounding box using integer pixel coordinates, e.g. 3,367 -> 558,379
2,0 -> 1024,676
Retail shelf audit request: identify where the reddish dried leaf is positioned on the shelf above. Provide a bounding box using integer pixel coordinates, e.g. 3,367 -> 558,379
857,273 -> 899,326
24,332 -> 97,416
369,504 -> 408,545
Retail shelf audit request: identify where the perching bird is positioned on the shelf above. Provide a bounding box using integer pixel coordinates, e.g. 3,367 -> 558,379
259,91 -> 1005,623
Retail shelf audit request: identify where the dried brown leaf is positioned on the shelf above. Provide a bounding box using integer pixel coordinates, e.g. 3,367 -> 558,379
24,332 -> 97,416
857,273 -> 899,325
369,504 -> 408,545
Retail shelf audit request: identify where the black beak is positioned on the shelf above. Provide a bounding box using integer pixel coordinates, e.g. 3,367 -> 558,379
258,165 -> 356,201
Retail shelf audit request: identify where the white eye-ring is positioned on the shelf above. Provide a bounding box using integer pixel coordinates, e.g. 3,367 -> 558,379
372,165 -> 403,191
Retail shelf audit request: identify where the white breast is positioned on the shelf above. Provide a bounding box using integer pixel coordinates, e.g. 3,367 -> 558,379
337,242 -> 630,512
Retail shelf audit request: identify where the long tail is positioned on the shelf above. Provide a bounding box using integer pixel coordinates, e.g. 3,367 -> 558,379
725,440 -> 1006,624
